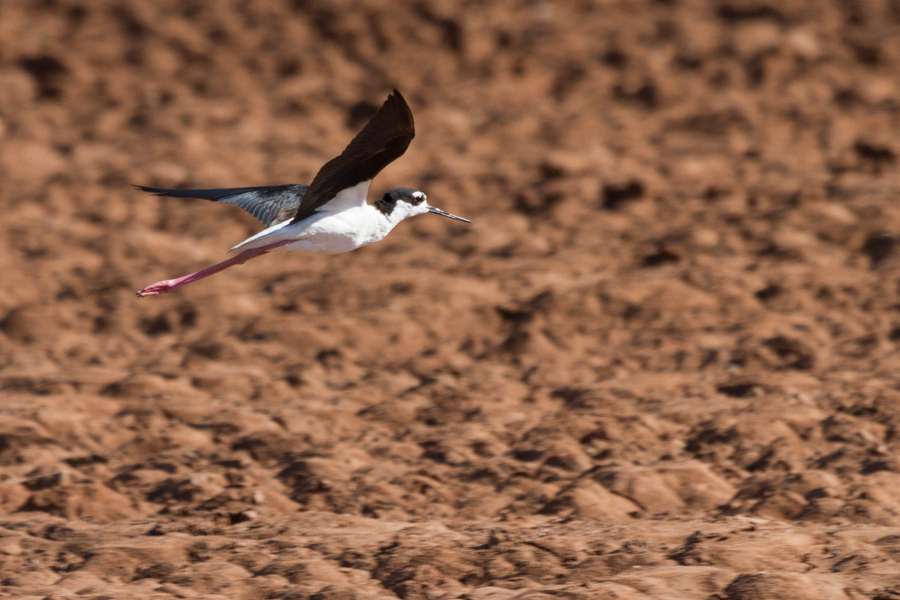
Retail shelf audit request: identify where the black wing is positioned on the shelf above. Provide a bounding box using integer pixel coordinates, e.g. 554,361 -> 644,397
135,184 -> 308,227
290,89 -> 415,224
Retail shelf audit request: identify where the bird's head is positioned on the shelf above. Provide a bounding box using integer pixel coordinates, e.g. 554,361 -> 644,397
378,188 -> 471,224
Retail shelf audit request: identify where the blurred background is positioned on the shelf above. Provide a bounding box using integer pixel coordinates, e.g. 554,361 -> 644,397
2,0 -> 900,598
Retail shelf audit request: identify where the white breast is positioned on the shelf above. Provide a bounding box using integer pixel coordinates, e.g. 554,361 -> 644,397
281,204 -> 394,254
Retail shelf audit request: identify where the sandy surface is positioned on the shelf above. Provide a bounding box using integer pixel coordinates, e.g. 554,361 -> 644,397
1,0 -> 900,598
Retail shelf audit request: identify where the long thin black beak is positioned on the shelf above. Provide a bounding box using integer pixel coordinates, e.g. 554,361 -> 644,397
428,206 -> 471,223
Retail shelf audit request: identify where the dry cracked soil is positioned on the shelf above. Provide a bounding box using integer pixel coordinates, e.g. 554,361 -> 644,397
2,0 -> 900,598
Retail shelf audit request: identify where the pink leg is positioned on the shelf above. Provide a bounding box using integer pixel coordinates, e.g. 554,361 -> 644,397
137,239 -> 294,297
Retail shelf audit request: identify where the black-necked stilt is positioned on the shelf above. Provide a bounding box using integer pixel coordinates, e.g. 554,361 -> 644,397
135,90 -> 470,297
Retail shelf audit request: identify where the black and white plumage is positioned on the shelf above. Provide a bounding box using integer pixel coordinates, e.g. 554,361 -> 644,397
289,88 -> 415,224
135,90 -> 470,297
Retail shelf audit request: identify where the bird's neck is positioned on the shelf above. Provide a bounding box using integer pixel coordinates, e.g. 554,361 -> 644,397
355,203 -> 401,245
369,202 -> 409,227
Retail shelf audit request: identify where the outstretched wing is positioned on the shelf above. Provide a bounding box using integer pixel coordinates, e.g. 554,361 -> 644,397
135,184 -> 308,227
290,89 -> 415,224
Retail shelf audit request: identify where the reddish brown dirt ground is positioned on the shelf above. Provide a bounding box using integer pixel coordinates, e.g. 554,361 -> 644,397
2,0 -> 900,598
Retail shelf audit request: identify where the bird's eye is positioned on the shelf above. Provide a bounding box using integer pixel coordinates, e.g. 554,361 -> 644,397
411,192 -> 425,204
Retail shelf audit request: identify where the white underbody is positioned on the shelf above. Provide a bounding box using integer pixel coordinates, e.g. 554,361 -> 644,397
229,180 -> 401,255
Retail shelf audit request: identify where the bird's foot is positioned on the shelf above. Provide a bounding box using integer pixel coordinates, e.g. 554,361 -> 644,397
137,277 -> 190,297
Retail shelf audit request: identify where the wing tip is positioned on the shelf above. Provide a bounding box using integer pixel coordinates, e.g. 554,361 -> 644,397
133,184 -> 166,196
388,88 -> 409,108
384,88 -> 414,133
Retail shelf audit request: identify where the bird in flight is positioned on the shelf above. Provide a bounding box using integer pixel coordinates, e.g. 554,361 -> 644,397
135,90 -> 470,297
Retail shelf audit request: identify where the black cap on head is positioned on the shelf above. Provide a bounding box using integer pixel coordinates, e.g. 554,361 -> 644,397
384,188 -> 425,203
374,187 -> 471,223
374,187 -> 425,215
